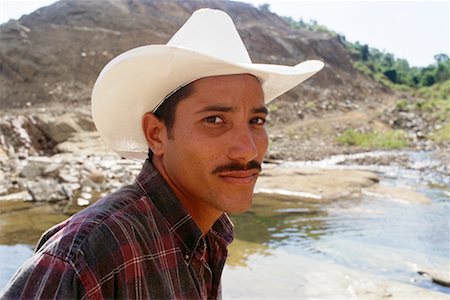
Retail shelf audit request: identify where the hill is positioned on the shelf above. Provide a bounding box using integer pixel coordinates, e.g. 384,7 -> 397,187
2,0 -> 447,162
0,0 -> 386,117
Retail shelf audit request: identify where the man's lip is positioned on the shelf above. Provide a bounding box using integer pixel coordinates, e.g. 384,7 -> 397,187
217,170 -> 260,185
217,170 -> 260,178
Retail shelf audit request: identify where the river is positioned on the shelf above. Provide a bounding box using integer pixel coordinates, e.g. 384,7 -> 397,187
1,151 -> 449,298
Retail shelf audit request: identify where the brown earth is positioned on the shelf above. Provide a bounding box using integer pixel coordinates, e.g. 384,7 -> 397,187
0,0 -> 445,161
1,0 -> 387,112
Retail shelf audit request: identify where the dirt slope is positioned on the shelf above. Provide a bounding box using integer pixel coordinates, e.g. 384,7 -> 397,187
0,0 -> 388,116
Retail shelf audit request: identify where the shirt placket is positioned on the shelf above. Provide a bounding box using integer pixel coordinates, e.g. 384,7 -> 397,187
187,237 -> 213,299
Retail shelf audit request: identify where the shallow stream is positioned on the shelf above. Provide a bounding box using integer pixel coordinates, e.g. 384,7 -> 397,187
1,151 -> 449,298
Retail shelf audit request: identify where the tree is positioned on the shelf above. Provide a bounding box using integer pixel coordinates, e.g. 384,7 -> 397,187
434,53 -> 449,64
360,45 -> 369,61
259,3 -> 271,12
420,69 -> 436,86
384,69 -> 397,83
435,63 -> 450,82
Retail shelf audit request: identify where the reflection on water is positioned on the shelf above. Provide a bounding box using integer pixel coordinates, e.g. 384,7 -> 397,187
0,151 -> 449,297
224,189 -> 450,297
223,151 -> 450,298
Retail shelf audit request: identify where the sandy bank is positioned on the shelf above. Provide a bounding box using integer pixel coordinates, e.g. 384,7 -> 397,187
256,164 -> 432,203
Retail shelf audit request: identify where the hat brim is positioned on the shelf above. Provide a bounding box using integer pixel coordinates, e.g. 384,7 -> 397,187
91,45 -> 324,160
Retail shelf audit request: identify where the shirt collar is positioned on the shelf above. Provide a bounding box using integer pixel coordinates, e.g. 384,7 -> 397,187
135,159 -> 234,259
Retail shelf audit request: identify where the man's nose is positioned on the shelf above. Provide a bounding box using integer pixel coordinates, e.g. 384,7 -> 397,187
227,127 -> 258,163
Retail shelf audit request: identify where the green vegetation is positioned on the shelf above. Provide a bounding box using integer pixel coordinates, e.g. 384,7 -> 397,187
429,123 -> 450,143
259,4 -> 450,147
305,101 -> 316,110
277,10 -> 450,91
336,129 -> 408,149
282,16 -> 336,35
344,42 -> 450,89
394,80 -> 450,130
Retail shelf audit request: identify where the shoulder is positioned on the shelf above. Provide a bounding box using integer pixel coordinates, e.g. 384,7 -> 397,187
37,183 -> 162,263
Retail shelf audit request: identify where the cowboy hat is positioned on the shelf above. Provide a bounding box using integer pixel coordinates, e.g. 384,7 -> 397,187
91,8 -> 324,160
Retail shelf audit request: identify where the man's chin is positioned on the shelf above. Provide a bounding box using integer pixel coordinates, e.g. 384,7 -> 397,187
224,200 -> 253,215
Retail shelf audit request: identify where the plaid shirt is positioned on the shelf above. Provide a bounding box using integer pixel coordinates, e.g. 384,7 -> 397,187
1,159 -> 234,299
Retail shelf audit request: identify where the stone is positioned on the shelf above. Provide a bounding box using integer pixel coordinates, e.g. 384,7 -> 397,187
40,114 -> 82,143
363,185 -> 432,204
61,183 -> 81,199
255,167 -> 379,201
43,163 -> 63,177
418,270 -> 450,287
77,197 -> 90,206
76,114 -> 96,131
0,190 -> 32,201
59,173 -> 79,183
19,156 -> 54,178
27,179 -> 68,202
89,170 -> 106,184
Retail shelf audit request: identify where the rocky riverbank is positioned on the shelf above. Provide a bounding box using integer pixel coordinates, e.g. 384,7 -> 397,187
1,105 -> 447,211
1,107 -> 449,294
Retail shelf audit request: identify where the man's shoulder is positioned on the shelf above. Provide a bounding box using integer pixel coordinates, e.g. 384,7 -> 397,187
37,183 -> 162,262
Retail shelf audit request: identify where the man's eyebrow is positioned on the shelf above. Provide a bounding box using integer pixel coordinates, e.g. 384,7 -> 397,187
196,105 -> 269,114
196,105 -> 234,113
253,106 -> 269,115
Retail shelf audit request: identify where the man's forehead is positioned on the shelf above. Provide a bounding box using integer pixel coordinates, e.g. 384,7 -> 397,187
190,73 -> 261,90
187,74 -> 263,100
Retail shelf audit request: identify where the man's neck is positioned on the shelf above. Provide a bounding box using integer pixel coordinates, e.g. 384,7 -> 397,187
151,156 -> 222,235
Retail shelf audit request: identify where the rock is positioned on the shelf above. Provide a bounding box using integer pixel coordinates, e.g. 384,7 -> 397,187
40,114 -> 82,143
0,191 -> 32,201
19,156 -> 54,178
363,185 -> 432,204
338,154 -> 411,167
89,170 -> 106,184
418,270 -> 450,287
43,163 -> 63,177
76,114 -> 96,131
255,167 -> 379,201
59,172 -> 79,183
27,179 -> 68,202
60,183 -> 81,200
0,184 -> 7,195
77,197 -> 90,206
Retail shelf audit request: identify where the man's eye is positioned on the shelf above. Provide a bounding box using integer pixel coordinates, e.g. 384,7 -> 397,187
251,117 -> 266,125
205,116 -> 224,124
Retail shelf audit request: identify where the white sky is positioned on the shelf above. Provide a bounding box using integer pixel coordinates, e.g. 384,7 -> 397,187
1,0 -> 449,67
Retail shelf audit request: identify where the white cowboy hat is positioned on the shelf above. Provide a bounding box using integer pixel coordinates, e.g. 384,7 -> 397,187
91,8 -> 324,161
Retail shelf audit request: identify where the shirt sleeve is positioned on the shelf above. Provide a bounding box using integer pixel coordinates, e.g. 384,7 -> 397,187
0,252 -> 86,299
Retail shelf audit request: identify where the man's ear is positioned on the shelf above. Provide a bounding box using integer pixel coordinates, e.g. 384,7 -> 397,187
142,112 -> 166,156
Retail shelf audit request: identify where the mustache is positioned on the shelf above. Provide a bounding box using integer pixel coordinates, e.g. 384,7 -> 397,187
212,160 -> 262,174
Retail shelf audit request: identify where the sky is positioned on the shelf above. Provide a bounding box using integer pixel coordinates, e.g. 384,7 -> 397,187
0,0 -> 449,67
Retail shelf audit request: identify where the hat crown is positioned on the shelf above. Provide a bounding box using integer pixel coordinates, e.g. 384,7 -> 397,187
167,9 -> 252,63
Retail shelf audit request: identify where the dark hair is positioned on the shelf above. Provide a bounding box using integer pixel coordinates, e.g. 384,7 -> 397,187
153,83 -> 194,138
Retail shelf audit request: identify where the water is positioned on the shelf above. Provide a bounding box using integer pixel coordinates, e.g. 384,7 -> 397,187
1,151 -> 449,298
223,151 -> 450,298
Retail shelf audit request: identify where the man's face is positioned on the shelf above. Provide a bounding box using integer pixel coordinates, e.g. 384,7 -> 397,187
160,74 -> 268,215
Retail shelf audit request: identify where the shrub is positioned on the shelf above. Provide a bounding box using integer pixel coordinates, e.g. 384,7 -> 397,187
336,129 -> 408,149
429,123 -> 450,143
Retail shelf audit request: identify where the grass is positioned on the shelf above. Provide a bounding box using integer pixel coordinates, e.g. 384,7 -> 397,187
428,122 -> 450,143
305,101 -> 316,110
336,129 -> 408,149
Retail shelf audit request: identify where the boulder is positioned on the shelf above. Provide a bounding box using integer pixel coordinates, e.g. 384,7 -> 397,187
0,190 -> 33,201
418,269 -> 450,288
363,185 -> 432,204
40,113 -> 82,144
19,156 -> 55,178
255,167 -> 379,201
27,178 -> 68,202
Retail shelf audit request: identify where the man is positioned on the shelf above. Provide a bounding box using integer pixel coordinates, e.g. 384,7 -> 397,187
1,9 -> 323,299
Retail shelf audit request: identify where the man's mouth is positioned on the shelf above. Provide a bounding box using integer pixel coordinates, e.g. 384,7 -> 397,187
217,169 -> 260,185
